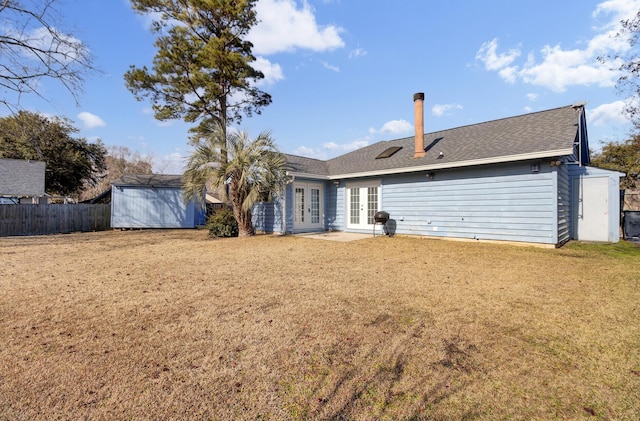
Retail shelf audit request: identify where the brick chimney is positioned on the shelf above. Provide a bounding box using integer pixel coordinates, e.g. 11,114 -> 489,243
413,92 -> 425,158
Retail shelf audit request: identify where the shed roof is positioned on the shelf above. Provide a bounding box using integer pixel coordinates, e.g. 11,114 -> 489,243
287,105 -> 582,179
112,174 -> 183,188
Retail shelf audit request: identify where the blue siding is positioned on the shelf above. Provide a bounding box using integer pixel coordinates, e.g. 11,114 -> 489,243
284,183 -> 294,233
375,163 -> 559,244
326,182 -> 342,230
252,194 -> 284,233
557,164 -> 571,245
111,186 -> 203,228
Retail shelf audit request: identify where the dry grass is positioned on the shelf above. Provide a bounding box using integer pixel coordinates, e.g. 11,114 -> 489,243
1,230 -> 639,420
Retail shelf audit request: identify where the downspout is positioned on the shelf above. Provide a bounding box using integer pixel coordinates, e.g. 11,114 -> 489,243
573,103 -> 584,167
578,111 -> 582,167
572,104 -> 586,236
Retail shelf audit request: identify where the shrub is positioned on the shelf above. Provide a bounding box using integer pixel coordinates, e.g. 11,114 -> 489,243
206,208 -> 238,238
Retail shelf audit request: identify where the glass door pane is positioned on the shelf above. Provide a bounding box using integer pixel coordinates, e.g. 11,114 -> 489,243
367,187 -> 378,224
295,187 -> 305,224
349,188 -> 360,225
311,188 -> 320,224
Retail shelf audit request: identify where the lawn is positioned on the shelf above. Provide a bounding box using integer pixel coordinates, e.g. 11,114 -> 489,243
1,230 -> 639,420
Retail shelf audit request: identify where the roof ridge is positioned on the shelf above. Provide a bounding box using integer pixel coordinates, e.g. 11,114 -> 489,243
283,153 -> 326,162
433,104 -> 577,132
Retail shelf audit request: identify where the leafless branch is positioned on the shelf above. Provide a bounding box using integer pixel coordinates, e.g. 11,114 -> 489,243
0,0 -> 98,111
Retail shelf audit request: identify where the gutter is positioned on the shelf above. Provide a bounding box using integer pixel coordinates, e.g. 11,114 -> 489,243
326,149 -> 574,180
285,171 -> 329,180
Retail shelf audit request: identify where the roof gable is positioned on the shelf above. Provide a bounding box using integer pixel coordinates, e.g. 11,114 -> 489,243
283,154 -> 329,177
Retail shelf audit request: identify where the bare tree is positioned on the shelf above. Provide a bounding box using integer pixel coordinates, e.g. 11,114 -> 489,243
601,9 -> 640,131
0,0 -> 95,111
79,145 -> 154,201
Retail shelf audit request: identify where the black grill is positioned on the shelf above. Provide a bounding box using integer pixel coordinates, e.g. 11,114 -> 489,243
373,211 -> 390,237
374,211 -> 389,224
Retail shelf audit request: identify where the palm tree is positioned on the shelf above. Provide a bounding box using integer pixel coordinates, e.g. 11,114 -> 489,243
182,123 -> 289,237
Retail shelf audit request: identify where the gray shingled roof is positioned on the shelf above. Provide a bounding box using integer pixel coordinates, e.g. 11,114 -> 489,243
287,105 -> 581,178
112,174 -> 183,188
283,154 -> 329,177
0,158 -> 46,196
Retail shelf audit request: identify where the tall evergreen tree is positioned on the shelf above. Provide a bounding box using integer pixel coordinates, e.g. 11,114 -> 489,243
124,0 -> 270,161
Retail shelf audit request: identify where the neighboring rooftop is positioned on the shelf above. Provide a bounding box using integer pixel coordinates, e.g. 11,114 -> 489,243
0,158 -> 46,196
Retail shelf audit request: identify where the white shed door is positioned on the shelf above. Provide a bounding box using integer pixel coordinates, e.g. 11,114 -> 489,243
574,176 -> 609,241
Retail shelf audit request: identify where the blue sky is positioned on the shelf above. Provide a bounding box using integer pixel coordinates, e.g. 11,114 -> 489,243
5,0 -> 639,173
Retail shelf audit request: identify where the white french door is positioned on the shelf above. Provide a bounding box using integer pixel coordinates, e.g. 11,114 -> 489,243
346,182 -> 380,230
293,182 -> 324,231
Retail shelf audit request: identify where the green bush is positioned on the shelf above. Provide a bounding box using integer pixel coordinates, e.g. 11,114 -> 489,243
206,208 -> 238,238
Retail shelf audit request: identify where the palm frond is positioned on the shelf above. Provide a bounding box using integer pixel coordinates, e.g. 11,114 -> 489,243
183,123 -> 289,232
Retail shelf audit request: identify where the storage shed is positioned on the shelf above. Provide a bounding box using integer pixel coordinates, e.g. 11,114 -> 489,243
569,166 -> 624,242
111,174 -> 205,229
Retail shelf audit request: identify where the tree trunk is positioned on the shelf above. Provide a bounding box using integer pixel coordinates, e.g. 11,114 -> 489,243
230,182 -> 254,237
234,207 -> 254,237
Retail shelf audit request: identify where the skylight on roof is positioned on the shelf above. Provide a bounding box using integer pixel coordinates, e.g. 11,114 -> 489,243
375,146 -> 402,159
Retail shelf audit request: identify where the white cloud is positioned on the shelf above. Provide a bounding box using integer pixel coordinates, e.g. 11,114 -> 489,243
349,48 -> 367,59
518,45 -> 618,92
323,139 -> 369,151
3,25 -> 87,64
476,39 -> 520,71
293,138 -> 371,160
475,0 -> 639,92
153,151 -> 185,174
248,0 -> 345,55
431,104 -> 463,117
369,119 -> 413,135
526,93 -> 539,101
588,100 -> 628,126
253,56 -> 284,85
293,145 -> 327,160
593,0 -> 640,25
77,112 -> 106,129
321,61 -> 340,72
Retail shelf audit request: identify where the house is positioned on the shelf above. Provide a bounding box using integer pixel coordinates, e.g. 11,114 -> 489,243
111,174 -> 206,229
0,158 -> 46,204
252,93 -> 623,246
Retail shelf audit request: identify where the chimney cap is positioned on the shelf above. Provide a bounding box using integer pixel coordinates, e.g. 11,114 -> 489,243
413,92 -> 425,101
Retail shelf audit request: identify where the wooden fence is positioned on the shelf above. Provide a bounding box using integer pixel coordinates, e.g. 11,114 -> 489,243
623,190 -> 640,211
0,204 -> 111,237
